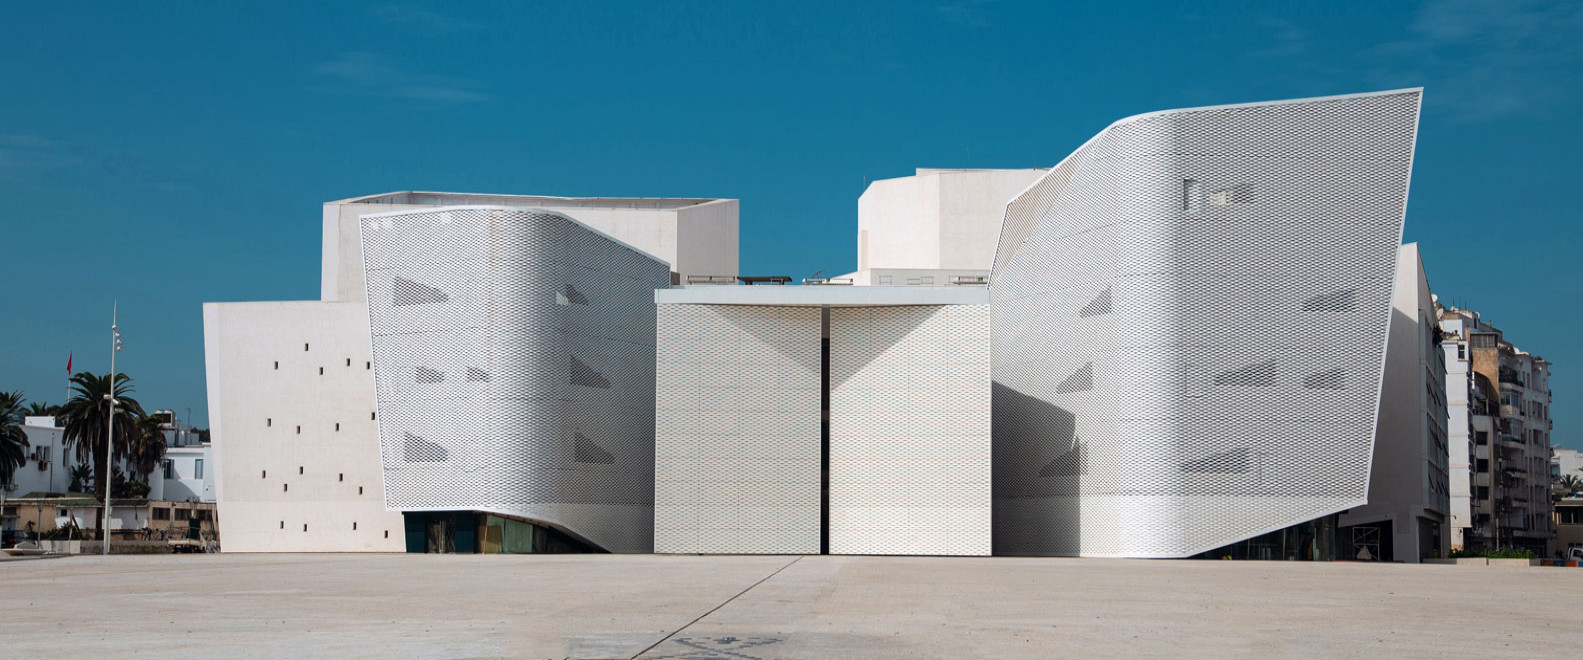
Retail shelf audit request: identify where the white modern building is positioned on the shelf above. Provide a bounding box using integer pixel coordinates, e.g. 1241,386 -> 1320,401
204,192 -> 739,553
201,89 -> 1463,560
1337,244 -> 1450,562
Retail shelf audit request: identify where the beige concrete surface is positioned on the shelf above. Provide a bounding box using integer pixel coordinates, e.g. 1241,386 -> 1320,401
2,554 -> 1580,659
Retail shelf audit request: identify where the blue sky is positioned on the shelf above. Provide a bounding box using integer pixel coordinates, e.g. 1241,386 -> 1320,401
1,1 -> 1579,448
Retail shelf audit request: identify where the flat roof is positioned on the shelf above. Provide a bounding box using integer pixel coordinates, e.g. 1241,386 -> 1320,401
328,191 -> 728,211
656,285 -> 989,307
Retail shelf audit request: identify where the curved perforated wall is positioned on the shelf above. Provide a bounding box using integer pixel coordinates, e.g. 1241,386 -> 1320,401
361,207 -> 670,553
654,304 -> 821,554
990,89 -> 1423,557
829,305 -> 991,556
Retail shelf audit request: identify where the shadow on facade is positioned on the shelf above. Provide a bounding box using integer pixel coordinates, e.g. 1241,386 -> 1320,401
992,382 -> 1081,556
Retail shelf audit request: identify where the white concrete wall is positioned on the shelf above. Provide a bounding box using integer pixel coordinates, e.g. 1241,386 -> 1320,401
859,174 -> 940,270
1339,243 -> 1450,562
675,199 -> 740,280
1441,338 -> 1472,549
203,300 -> 405,552
935,170 -> 1047,270
161,445 -> 213,502
857,169 -> 1044,271
1557,449 -> 1583,480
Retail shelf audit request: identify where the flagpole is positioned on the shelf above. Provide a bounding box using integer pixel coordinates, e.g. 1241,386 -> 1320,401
102,301 -> 121,555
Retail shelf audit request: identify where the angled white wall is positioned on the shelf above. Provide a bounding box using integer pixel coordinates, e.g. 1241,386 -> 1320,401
990,89 -> 1423,557
361,206 -> 670,553
202,301 -> 404,552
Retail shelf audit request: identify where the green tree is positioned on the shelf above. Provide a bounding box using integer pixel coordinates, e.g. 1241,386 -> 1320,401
56,373 -> 144,503
1560,474 -> 1583,496
25,401 -> 58,417
126,414 -> 169,479
0,390 -> 30,495
67,464 -> 92,493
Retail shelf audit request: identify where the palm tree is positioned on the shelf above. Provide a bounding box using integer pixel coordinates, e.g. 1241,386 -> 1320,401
1,391 -> 30,506
56,372 -> 144,503
126,413 -> 169,480
1560,474 -> 1583,497
67,464 -> 92,493
25,401 -> 58,417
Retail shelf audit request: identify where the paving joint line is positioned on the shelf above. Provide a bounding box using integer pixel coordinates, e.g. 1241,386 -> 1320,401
629,555 -> 805,659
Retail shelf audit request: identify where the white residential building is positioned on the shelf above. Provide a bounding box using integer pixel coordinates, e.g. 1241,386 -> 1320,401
1438,305 -> 1555,552
1556,448 -> 1583,481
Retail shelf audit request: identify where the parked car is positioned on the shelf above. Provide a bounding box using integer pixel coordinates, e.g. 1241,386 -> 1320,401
2,529 -> 39,549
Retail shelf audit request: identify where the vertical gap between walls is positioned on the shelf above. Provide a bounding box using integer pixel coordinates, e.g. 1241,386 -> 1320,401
821,307 -> 831,556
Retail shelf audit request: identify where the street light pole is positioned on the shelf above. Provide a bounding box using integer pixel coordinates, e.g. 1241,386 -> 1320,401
102,301 -> 122,556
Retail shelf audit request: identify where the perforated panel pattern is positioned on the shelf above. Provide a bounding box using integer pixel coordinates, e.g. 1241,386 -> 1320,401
361,207 -> 669,553
990,90 -> 1422,557
654,304 -> 822,554
828,305 -> 991,556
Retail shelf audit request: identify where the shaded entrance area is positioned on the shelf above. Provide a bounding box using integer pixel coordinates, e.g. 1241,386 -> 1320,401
402,512 -> 601,554
1194,514 -> 1340,561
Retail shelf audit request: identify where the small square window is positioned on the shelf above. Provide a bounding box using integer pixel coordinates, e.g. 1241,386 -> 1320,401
280,521 -> 285,529
267,418 -> 272,427
352,522 -> 358,530
296,426 -> 301,434
384,530 -> 389,538
273,361 -> 278,370
261,470 -> 267,478
304,343 -> 310,351
338,473 -> 344,482
335,423 -> 340,431
299,466 -> 303,475
371,412 -> 377,421
319,367 -> 324,375
283,483 -> 289,492
345,358 -> 351,366
358,486 -> 364,495
303,524 -> 308,532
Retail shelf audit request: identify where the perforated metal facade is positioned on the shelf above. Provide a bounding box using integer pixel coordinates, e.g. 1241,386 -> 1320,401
829,305 -> 991,555
990,89 -> 1423,557
654,304 -> 822,554
361,206 -> 670,553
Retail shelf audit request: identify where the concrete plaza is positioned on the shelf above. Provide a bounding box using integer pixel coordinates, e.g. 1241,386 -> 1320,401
2,553 -> 1579,658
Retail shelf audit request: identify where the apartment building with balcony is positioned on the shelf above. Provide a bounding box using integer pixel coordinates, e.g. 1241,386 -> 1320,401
1439,306 -> 1555,553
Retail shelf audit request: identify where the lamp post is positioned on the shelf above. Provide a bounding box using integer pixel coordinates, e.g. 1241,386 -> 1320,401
102,301 -> 122,555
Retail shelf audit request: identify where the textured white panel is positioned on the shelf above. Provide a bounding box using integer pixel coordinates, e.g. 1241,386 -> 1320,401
829,305 -> 991,556
990,90 -> 1423,557
654,305 -> 822,554
361,207 -> 670,553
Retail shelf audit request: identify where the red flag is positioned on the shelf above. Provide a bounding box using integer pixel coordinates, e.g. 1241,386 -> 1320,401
66,352 -> 72,375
